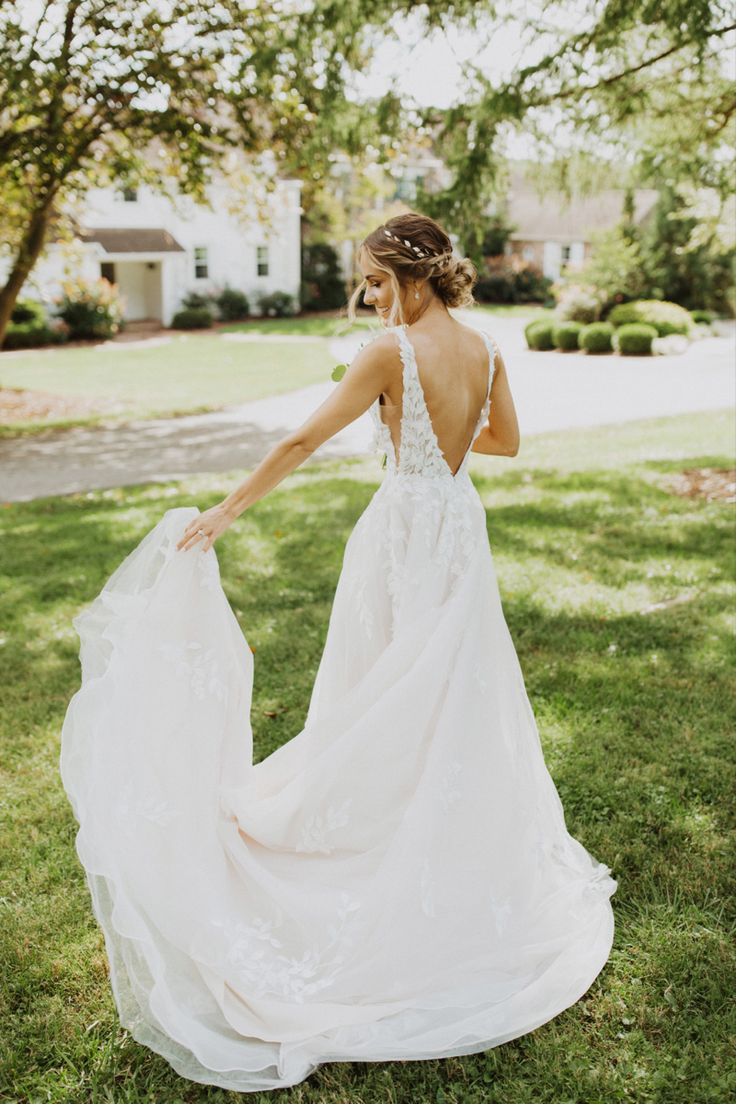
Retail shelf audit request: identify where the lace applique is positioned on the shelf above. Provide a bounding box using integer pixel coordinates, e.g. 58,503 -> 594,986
488,893 -> 513,935
295,797 -> 352,853
157,640 -> 228,700
115,778 -> 182,833
420,856 -> 436,918
195,549 -> 220,591
436,759 -> 463,811
354,573 -> 375,640
212,891 -> 361,1002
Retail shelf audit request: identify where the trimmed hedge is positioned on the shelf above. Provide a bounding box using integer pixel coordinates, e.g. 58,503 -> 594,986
552,321 -> 583,351
580,322 -> 614,354
608,299 -> 693,337
171,307 -> 213,329
615,323 -> 658,356
525,319 -> 555,351
691,309 -> 715,325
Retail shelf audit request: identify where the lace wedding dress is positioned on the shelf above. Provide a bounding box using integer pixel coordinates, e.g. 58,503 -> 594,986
60,323 -> 617,1092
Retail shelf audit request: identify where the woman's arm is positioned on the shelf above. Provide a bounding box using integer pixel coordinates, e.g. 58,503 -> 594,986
177,333 -> 397,551
471,345 -> 520,457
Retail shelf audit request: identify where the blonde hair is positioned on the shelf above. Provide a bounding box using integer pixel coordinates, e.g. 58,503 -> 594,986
346,212 -> 478,327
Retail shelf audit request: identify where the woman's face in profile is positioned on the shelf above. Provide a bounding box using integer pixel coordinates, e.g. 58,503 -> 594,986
358,253 -> 395,321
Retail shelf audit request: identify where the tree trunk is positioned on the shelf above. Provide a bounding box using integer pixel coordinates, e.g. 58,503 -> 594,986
0,199 -> 54,347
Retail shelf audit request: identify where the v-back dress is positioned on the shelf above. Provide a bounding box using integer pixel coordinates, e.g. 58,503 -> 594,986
59,321 -> 617,1092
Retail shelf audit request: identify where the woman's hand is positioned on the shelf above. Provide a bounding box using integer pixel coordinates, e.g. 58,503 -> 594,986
176,503 -> 237,553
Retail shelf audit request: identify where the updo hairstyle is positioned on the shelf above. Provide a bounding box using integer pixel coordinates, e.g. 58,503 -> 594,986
346,212 -> 478,327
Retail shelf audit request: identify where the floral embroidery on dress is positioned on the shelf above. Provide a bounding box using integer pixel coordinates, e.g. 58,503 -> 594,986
488,893 -> 513,935
295,797 -> 352,853
437,759 -> 463,811
211,890 -> 362,1002
157,640 -> 228,700
420,856 -> 436,918
195,549 -> 220,591
115,778 -> 182,832
354,575 -> 375,640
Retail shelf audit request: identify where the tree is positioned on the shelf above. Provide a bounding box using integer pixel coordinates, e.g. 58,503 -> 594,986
1,1 -> 734,342
0,0 -> 413,343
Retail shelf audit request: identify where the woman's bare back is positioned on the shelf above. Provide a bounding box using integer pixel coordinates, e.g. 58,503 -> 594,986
378,318 -> 495,477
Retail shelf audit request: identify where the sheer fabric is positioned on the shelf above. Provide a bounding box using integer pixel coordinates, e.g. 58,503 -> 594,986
60,323 -> 616,1092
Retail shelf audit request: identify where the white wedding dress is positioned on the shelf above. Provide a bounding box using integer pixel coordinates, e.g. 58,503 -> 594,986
60,322 -> 616,1092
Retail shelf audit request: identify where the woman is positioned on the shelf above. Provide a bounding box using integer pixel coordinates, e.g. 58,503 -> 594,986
60,212 -> 616,1093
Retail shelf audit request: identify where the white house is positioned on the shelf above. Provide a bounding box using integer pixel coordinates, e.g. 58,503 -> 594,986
14,167 -> 303,326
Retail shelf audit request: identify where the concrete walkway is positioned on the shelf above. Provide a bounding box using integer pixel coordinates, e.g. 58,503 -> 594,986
1,313 -> 733,502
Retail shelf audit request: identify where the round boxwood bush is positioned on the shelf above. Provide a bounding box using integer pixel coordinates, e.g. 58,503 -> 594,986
608,299 -> 692,336
691,309 -> 715,325
615,322 -> 657,356
579,321 -> 614,354
525,319 -> 555,350
171,306 -> 213,329
552,320 -> 583,351
524,316 -> 550,344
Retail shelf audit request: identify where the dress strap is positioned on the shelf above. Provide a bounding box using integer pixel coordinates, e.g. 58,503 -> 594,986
478,331 -> 498,401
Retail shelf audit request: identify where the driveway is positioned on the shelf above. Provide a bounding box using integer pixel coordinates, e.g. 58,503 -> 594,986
1,312 -> 733,502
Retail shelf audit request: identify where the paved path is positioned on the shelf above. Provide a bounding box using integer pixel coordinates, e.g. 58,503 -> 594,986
1,313 -> 733,502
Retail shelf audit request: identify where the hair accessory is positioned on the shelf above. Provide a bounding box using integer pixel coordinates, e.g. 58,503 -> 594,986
381,225 -> 442,260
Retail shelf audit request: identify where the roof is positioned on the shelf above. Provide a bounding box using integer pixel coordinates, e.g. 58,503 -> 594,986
80,227 -> 186,253
504,175 -> 659,243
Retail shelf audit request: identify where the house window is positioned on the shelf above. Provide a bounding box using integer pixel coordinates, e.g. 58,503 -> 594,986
194,246 -> 209,279
561,243 -> 572,265
100,262 -> 116,284
119,186 -> 138,202
256,245 -> 269,277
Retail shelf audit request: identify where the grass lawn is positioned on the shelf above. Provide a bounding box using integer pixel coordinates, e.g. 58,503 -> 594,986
0,306 -> 545,437
1,413 -> 734,1104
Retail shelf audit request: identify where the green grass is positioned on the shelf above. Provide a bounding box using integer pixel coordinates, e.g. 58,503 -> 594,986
1,413 -> 734,1104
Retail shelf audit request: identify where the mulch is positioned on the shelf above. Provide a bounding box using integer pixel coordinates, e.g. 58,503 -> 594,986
660,468 -> 736,503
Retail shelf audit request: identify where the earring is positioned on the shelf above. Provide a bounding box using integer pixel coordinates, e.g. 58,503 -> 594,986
414,290 -> 420,299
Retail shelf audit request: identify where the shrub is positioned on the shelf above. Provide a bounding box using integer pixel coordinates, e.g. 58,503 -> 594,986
171,307 -> 213,329
257,290 -> 296,317
552,282 -> 604,323
300,243 -> 346,310
216,287 -> 250,321
608,299 -> 693,336
11,298 -> 46,326
580,322 -> 614,354
3,320 -> 68,350
475,260 -> 551,304
181,290 -> 215,310
525,320 -> 555,350
524,315 -> 554,344
691,309 -> 715,325
55,277 -> 123,339
614,323 -> 657,355
552,321 -> 583,351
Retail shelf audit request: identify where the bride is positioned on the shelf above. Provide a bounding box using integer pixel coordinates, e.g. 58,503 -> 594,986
60,212 -> 617,1093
